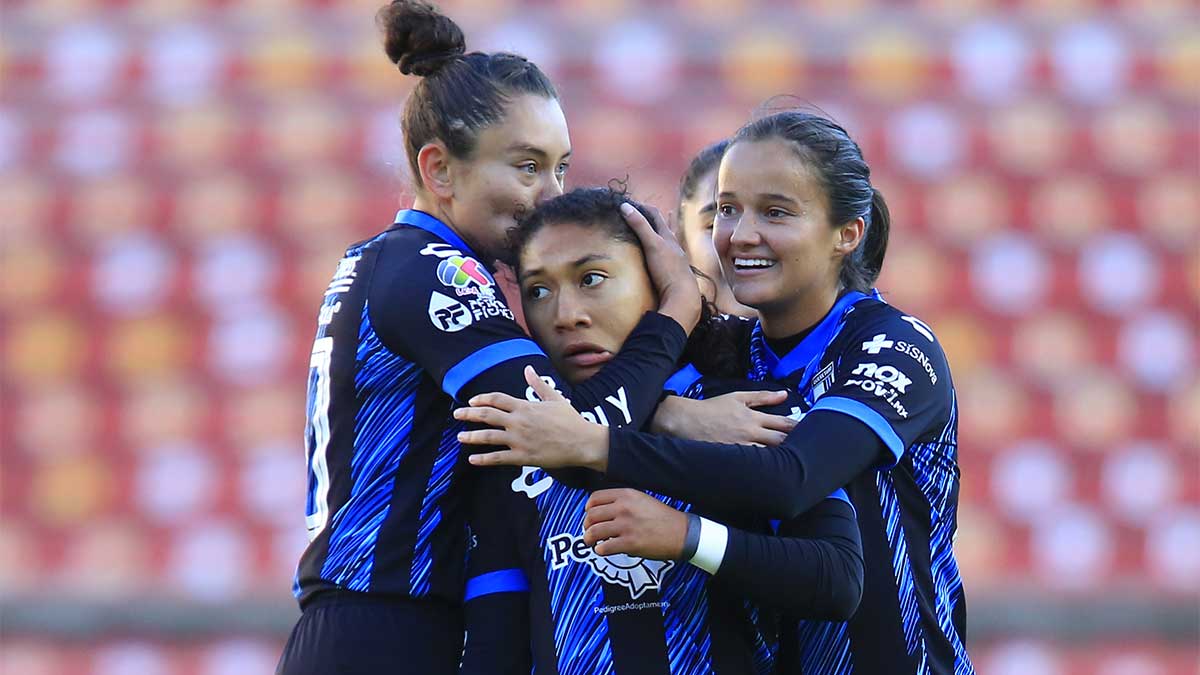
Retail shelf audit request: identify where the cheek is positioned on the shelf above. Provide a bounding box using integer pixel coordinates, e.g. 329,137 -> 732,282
712,222 -> 733,257
523,303 -> 554,344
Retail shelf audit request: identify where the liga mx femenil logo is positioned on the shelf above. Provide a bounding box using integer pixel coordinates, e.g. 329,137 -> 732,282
437,255 -> 493,292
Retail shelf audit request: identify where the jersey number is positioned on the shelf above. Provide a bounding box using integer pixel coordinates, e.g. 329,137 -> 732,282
305,336 -> 333,541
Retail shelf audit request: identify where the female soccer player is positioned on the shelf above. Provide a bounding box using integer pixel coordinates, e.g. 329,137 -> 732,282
460,187 -> 863,675
676,140 -> 755,317
277,3 -> 703,673
458,111 -> 975,675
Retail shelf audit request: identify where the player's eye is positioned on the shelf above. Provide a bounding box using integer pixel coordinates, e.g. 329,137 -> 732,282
765,207 -> 791,219
518,162 -> 538,174
717,203 -> 738,218
580,272 -> 605,288
526,285 -> 550,300
555,162 -> 570,178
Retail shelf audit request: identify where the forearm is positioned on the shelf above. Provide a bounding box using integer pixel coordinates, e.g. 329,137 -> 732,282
713,500 -> 863,619
606,411 -> 885,519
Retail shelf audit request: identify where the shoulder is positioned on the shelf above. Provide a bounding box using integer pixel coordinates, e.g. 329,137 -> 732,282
841,299 -> 945,355
836,298 -> 953,387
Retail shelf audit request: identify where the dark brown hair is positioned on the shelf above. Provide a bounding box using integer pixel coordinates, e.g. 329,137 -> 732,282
377,1 -> 558,186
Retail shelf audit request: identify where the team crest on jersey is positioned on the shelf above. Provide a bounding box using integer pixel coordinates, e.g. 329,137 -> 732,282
547,532 -> 674,599
811,361 -> 835,400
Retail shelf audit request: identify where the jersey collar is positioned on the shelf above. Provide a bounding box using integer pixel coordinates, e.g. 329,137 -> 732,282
393,209 -> 479,259
756,289 -> 878,382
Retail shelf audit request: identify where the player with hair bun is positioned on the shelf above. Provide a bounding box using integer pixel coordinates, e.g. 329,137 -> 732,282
277,3 -> 705,672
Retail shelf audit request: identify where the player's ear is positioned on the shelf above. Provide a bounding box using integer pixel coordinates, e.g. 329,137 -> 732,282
833,216 -> 865,256
417,141 -> 454,200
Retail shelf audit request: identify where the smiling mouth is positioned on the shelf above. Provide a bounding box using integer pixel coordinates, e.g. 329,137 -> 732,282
732,257 -> 777,272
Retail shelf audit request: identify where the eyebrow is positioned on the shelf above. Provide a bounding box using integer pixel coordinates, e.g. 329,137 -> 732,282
507,144 -> 573,161
521,252 -> 612,279
717,191 -> 805,208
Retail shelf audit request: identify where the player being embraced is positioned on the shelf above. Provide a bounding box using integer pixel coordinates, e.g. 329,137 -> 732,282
676,140 -> 754,318
277,3 -> 704,673
459,187 -> 863,675
458,112 -> 975,675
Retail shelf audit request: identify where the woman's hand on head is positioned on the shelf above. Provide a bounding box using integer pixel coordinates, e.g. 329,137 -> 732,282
621,203 -> 702,334
457,366 -> 610,472
650,392 -> 797,446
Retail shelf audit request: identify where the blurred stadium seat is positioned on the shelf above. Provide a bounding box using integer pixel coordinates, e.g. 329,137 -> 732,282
0,0 -> 1195,671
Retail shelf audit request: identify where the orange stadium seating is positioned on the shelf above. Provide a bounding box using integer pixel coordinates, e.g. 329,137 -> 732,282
0,0 -> 1196,672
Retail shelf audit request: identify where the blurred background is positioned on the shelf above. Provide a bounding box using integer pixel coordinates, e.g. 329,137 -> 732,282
1,0 -> 1197,673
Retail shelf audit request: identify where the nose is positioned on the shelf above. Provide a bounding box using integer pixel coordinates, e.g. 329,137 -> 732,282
728,214 -> 761,248
539,172 -> 564,202
553,288 -> 590,331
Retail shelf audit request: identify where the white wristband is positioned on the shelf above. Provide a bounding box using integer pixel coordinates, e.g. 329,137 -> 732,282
688,517 -> 728,575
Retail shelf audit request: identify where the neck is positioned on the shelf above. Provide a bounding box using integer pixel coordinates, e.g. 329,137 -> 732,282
758,284 -> 841,339
411,194 -> 486,258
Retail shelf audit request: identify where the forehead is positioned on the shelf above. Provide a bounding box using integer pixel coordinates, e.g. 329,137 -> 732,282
682,170 -> 719,209
718,139 -> 820,197
521,223 -> 640,272
473,94 -> 571,158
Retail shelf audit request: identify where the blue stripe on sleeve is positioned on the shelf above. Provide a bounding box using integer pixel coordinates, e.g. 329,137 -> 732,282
811,396 -> 905,466
464,568 -> 530,601
442,338 -> 545,400
663,364 -> 703,395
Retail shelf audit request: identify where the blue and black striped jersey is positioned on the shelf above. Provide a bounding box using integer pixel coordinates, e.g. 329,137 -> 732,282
462,376 -> 861,675
293,209 -> 688,607
605,290 -> 975,675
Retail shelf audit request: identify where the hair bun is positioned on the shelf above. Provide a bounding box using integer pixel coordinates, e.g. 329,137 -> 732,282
378,1 -> 466,77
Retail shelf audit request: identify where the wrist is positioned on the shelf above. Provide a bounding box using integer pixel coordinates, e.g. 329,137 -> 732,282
583,423 -> 610,473
687,517 -> 728,575
651,397 -> 683,436
659,295 -> 699,333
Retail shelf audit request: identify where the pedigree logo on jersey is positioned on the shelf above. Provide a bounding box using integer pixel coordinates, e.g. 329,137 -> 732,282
428,291 -> 474,332
547,532 -> 674,600
437,255 -> 495,296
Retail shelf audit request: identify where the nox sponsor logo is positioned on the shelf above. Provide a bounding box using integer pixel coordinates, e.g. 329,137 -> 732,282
428,292 -> 473,332
851,362 -> 913,393
547,532 -> 674,600
845,362 -> 911,418
844,377 -> 909,418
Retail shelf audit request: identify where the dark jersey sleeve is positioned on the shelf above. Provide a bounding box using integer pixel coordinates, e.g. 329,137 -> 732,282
712,494 -> 863,621
460,466 -> 533,675
808,310 -> 953,466
604,309 -> 953,519
368,232 -> 688,428
364,230 -> 691,427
